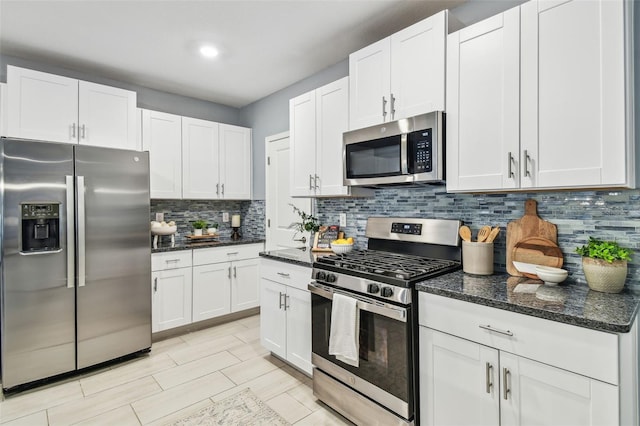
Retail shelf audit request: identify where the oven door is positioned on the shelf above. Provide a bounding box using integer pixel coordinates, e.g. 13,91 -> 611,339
309,282 -> 414,421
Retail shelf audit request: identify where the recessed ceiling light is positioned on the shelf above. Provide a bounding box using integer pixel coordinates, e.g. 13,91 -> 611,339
199,45 -> 219,58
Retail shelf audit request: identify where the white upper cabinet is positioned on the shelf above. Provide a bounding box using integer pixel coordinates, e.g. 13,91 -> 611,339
182,117 -> 220,199
520,0 -> 631,189
142,109 -> 182,199
446,8 -> 521,192
349,11 -> 447,130
447,0 -> 634,193
290,77 -> 357,197
7,66 -> 137,149
219,123 -> 252,200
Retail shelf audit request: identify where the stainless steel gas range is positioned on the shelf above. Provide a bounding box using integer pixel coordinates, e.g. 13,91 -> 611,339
309,217 -> 462,426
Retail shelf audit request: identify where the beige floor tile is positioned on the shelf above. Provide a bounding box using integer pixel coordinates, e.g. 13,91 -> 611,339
236,314 -> 260,329
220,353 -> 284,385
228,367 -> 304,402
80,353 -> 176,396
266,392 -> 312,424
227,337 -> 270,361
166,334 -> 243,365
153,351 -> 240,389
149,336 -> 188,356
0,381 -> 83,424
74,404 -> 141,426
233,325 -> 261,344
131,372 -> 234,424
294,404 -> 354,426
286,382 -> 324,412
144,399 -> 213,426
180,322 -> 250,346
0,410 -> 48,426
47,376 -> 160,426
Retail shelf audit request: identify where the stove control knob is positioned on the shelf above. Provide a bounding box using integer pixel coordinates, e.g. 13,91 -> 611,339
316,271 -> 326,281
381,287 -> 394,298
367,283 -> 380,294
326,274 -> 337,283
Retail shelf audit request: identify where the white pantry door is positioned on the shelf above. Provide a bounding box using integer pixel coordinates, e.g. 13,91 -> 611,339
265,132 -> 311,251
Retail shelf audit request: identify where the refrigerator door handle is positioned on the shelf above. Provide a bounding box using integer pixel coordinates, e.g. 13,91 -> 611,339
77,175 -> 86,287
66,175 -> 75,288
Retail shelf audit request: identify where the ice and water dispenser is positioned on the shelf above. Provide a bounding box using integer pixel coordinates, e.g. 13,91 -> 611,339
20,202 -> 61,253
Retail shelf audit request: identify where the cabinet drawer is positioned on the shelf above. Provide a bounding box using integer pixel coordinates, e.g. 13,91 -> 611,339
260,258 -> 312,292
192,243 -> 263,266
418,292 -> 619,385
152,250 -> 192,271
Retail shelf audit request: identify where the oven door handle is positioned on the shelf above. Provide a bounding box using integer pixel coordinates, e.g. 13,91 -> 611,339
308,282 -> 407,323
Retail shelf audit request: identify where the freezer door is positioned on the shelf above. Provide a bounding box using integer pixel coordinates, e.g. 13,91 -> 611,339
1,139 -> 76,389
75,145 -> 151,369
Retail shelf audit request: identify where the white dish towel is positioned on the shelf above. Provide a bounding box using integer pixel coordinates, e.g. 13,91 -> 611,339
328,293 -> 360,367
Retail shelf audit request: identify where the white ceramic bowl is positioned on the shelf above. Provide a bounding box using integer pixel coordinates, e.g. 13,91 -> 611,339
331,243 -> 354,254
535,265 -> 568,286
151,225 -> 177,235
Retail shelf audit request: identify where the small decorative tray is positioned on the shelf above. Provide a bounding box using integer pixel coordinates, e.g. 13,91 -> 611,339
185,234 -> 219,241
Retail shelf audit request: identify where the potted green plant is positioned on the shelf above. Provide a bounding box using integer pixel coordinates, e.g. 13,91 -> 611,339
191,219 -> 208,236
576,237 -> 632,293
290,204 -> 321,246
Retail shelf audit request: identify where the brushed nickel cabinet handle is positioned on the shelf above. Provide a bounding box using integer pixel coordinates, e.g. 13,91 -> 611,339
233,266 -> 237,278
486,362 -> 493,394
503,367 -> 511,400
216,183 -> 219,195
479,324 -> 514,337
309,174 -> 314,190
390,93 -> 396,120
279,292 -> 285,309
314,174 -> 320,190
507,152 -> 515,178
523,149 -> 531,177
80,124 -> 86,139
228,266 -> 232,279
285,294 -> 290,310
71,123 -> 76,139
154,277 -> 158,292
382,96 -> 387,120
277,272 -> 290,278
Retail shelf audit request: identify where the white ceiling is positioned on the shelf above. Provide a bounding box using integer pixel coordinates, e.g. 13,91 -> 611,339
0,0 -> 466,108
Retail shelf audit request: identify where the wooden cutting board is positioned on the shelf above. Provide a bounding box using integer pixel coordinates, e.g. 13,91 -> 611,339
506,199 -> 559,276
512,236 -> 563,278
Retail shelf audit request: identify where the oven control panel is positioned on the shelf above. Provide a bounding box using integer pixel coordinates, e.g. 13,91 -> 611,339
391,222 -> 422,235
312,268 -> 411,305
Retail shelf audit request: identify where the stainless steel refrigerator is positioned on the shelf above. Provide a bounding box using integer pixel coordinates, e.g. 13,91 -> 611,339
0,138 -> 152,391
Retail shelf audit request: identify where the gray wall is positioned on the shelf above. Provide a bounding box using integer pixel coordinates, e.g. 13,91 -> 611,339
0,54 -> 243,125
238,59 -> 349,200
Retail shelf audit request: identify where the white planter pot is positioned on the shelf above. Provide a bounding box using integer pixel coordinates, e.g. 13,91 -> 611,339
582,257 -> 627,293
194,229 -> 203,236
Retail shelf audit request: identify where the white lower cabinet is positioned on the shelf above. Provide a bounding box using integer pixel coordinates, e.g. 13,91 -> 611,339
260,259 -> 312,375
419,292 -> 625,426
151,251 -> 193,333
192,244 -> 263,322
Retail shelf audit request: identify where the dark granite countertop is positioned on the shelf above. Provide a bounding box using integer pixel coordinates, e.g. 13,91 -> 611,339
416,271 -> 640,333
259,247 -> 334,267
152,236 -> 265,253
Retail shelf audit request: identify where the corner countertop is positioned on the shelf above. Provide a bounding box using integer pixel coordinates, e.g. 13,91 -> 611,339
416,270 -> 640,333
152,237 -> 265,253
259,247 -> 334,268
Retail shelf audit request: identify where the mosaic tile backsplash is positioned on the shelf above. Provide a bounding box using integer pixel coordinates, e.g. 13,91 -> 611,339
150,199 -> 265,240
315,186 -> 640,290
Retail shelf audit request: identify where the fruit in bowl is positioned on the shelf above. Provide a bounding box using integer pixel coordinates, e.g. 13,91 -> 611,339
331,237 -> 354,254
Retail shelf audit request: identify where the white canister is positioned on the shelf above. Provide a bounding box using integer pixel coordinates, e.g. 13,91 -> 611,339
462,241 -> 494,275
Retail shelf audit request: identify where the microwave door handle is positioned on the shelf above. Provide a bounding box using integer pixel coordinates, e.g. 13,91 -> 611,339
400,133 -> 408,174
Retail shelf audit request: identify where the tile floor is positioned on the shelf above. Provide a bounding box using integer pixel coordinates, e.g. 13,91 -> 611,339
0,315 -> 353,425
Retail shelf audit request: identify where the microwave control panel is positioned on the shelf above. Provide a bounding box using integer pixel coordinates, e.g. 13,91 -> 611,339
408,128 -> 432,173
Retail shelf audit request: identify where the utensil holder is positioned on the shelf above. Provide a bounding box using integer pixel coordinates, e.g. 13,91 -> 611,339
462,241 -> 494,275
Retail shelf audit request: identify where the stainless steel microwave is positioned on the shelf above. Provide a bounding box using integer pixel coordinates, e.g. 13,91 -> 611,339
343,111 -> 444,187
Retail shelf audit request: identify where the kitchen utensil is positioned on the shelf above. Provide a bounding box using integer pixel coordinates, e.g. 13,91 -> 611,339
485,226 -> 501,243
459,226 -> 472,242
477,226 -> 491,242
507,199 -> 558,276
511,236 -> 563,278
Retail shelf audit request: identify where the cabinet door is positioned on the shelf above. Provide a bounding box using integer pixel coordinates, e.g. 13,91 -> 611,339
500,352 -> 619,426
152,268 -> 192,332
419,327 -> 500,426
285,286 -> 312,375
142,110 -> 182,199
182,117 -> 220,199
316,77 -> 349,197
349,38 -> 391,130
289,90 -> 317,197
192,263 -> 231,322
7,66 -> 79,143
231,258 -> 260,312
219,124 -> 252,199
520,0 -> 629,189
260,278 -> 287,358
446,8 -> 520,192
390,11 -> 446,120
78,81 -> 137,150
